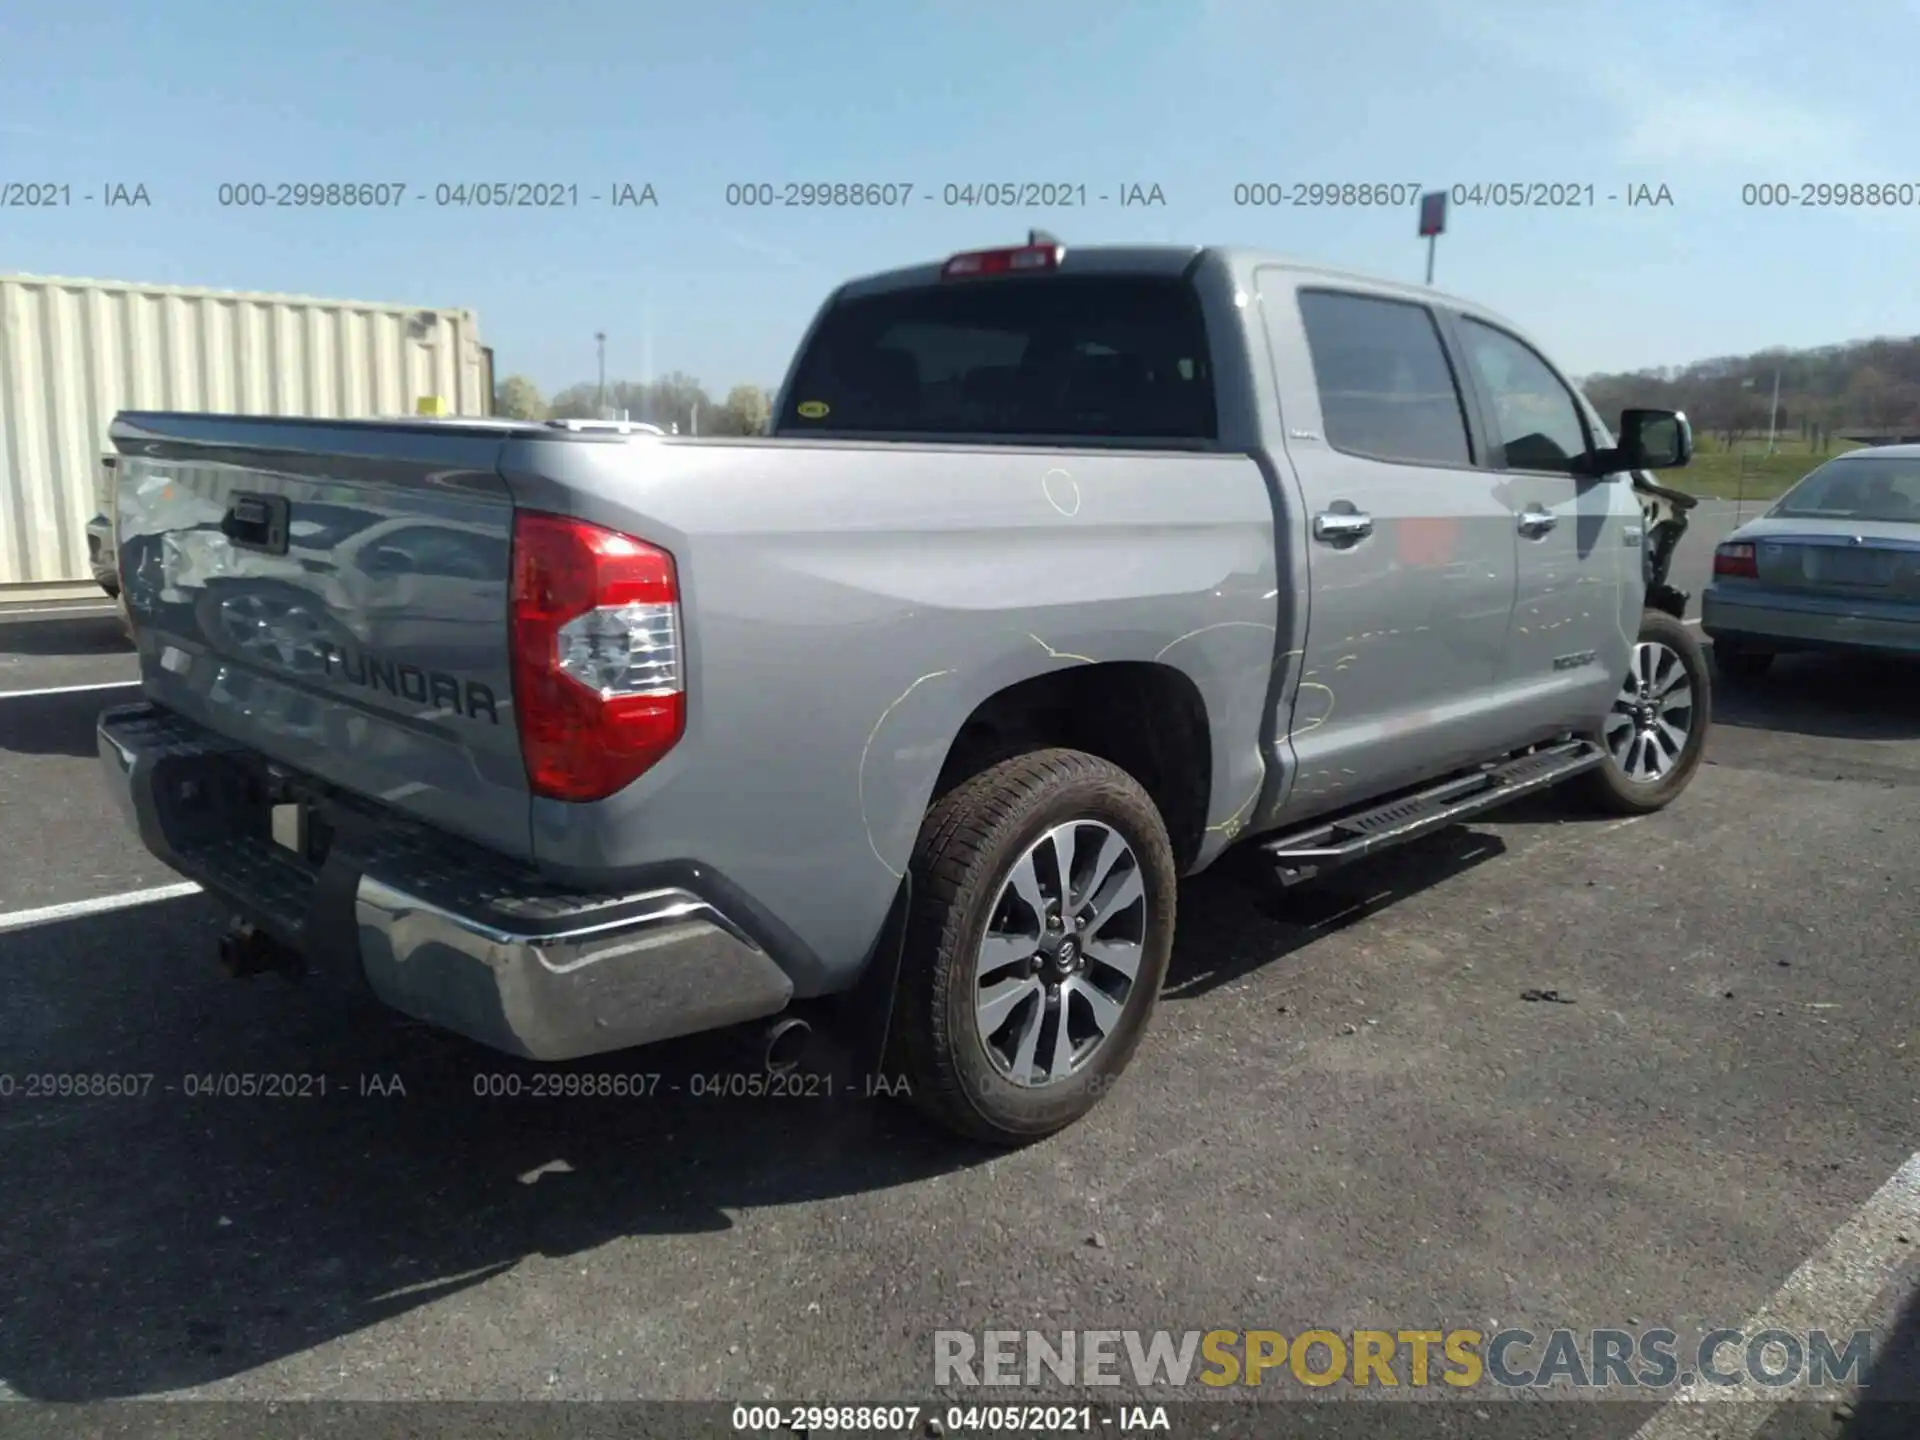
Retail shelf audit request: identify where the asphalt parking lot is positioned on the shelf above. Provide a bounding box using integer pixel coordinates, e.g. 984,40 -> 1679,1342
1,519 -> 1916,1439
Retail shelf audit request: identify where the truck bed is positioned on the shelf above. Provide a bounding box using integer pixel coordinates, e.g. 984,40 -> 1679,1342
109,410 -> 1285,1004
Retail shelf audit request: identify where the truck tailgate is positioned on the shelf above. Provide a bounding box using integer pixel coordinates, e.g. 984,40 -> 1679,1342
112,413 -> 533,859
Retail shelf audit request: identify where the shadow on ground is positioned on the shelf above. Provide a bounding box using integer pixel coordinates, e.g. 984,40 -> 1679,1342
1714,653 -> 1920,743
0,899 -> 998,1401
1164,825 -> 1507,1002
0,689 -> 130,759
0,614 -> 130,659
1842,1278 -> 1920,1437
0,815 -> 1510,1401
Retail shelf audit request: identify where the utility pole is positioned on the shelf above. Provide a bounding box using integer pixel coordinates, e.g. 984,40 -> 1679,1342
595,332 -> 607,419
1745,367 -> 1784,456
1766,366 -> 1781,456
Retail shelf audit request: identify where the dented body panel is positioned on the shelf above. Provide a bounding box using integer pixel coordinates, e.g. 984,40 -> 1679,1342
501,434 -> 1280,991
111,415 -> 530,859
100,243 -> 1658,1057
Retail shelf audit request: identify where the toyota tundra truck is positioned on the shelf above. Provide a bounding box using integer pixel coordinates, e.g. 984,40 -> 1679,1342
99,238 -> 1706,1144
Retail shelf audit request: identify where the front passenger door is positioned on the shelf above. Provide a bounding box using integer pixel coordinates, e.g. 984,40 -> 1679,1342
1452,316 -> 1636,738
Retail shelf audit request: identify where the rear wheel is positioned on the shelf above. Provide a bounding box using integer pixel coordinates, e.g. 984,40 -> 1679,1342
1573,608 -> 1711,816
1711,642 -> 1774,682
893,748 -> 1177,1146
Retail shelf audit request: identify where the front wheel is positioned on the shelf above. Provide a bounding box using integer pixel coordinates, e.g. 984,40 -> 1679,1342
1572,609 -> 1712,816
892,749 -> 1178,1146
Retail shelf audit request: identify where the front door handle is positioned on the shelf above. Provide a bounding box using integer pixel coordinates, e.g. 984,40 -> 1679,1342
1313,510 -> 1374,542
1517,507 -> 1557,537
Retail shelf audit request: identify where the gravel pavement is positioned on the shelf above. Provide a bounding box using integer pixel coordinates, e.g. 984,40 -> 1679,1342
2,598 -> 1916,1440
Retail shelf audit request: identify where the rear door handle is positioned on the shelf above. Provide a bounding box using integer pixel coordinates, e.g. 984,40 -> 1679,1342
1312,510 -> 1374,542
1517,507 -> 1556,536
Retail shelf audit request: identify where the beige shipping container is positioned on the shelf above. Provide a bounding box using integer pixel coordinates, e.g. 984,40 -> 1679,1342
0,274 -> 489,601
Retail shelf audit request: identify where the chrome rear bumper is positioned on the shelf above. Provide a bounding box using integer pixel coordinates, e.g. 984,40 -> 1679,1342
353,878 -> 795,1061
99,702 -> 795,1060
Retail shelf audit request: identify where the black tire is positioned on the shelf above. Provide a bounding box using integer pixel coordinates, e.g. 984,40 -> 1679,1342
892,748 -> 1177,1146
1572,608 -> 1712,816
1711,642 -> 1774,682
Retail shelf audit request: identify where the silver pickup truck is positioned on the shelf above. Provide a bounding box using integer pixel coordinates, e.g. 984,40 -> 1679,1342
99,239 -> 1706,1144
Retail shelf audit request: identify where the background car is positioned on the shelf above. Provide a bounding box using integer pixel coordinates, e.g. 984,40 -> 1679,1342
86,512 -> 117,598
86,454 -> 120,598
1701,444 -> 1920,678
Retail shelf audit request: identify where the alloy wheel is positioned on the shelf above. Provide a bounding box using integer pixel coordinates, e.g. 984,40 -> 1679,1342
1602,641 -> 1695,782
972,819 -> 1149,1088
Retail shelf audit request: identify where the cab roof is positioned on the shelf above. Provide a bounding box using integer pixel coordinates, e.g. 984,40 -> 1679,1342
833,241 -> 1499,319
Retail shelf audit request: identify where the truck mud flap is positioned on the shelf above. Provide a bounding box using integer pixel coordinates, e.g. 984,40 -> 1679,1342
833,873 -> 913,1086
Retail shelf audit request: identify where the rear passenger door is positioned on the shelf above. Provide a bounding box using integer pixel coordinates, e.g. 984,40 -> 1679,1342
1255,276 -> 1524,821
1448,314 -> 1634,737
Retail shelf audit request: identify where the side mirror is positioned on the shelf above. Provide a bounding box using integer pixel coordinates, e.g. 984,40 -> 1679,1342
1617,408 -> 1692,469
1579,408 -> 1692,478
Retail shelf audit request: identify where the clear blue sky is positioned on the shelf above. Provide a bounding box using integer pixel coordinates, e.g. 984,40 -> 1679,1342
6,0 -> 1919,398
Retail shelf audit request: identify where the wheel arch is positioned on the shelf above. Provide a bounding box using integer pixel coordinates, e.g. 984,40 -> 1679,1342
929,661 -> 1214,874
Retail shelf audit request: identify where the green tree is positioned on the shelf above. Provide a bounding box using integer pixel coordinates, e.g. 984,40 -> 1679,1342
1582,334 -> 1920,452
545,373 -> 716,429
547,383 -> 601,420
717,384 -> 772,436
493,374 -> 548,420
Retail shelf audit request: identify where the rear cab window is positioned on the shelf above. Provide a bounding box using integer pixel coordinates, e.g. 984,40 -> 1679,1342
777,276 -> 1217,445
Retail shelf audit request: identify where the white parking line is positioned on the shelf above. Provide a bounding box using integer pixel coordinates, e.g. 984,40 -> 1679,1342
1682,617 -> 1703,626
0,680 -> 140,700
1629,1150 -> 1920,1438
0,881 -> 205,935
0,605 -> 118,618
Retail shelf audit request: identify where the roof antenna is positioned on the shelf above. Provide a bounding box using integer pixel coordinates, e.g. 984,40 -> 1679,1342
1028,228 -> 1061,246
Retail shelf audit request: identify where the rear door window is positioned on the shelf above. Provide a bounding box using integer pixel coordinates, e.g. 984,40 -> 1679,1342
778,276 -> 1217,443
1295,290 -> 1474,467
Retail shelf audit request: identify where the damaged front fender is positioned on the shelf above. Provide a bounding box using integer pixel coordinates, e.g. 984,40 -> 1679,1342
1632,470 -> 1696,621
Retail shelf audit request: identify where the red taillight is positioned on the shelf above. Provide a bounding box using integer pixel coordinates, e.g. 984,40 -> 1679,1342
1713,541 -> 1758,579
941,243 -> 1064,279
510,511 -> 684,802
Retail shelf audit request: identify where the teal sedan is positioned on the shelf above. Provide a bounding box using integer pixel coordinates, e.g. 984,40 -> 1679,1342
1702,445 -> 1920,678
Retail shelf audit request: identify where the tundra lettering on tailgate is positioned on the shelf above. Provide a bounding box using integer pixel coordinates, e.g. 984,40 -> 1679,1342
318,641 -> 500,724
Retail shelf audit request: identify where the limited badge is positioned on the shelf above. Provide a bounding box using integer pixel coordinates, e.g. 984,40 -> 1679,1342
796,400 -> 830,419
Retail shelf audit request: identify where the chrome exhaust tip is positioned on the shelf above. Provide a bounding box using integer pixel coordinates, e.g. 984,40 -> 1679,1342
764,1017 -> 812,1075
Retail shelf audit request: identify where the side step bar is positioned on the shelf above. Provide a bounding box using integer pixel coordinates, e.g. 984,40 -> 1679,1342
1257,739 -> 1605,887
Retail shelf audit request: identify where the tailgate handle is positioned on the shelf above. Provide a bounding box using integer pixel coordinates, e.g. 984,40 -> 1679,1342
221,493 -> 289,555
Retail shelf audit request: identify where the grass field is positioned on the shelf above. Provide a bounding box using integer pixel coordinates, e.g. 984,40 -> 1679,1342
1661,433 -> 1863,501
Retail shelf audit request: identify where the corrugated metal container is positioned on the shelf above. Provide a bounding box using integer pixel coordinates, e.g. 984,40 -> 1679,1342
0,275 -> 488,599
